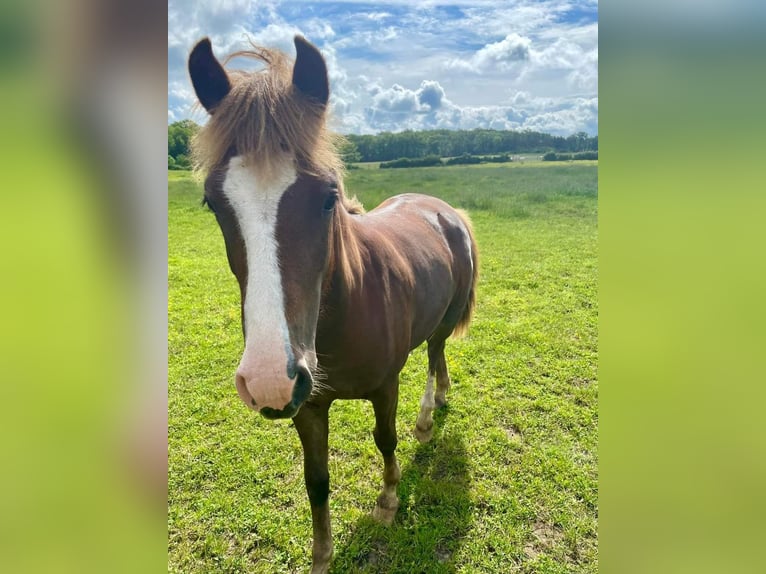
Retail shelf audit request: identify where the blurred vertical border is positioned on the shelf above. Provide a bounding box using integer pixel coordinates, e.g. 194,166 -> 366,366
0,0 -> 167,572
2,0 -> 765,571
601,1 -> 766,573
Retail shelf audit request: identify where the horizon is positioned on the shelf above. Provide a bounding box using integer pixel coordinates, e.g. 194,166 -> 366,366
168,119 -> 598,140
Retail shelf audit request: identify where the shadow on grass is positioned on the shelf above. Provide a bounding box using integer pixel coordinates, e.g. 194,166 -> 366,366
330,407 -> 473,573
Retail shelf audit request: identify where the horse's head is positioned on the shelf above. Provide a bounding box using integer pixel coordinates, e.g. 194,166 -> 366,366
188,36 -> 353,419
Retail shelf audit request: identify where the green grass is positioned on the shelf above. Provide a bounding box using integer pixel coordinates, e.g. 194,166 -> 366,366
169,163 -> 598,573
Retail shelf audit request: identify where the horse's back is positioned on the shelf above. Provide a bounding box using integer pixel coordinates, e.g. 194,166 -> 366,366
369,193 -> 475,275
363,193 -> 477,343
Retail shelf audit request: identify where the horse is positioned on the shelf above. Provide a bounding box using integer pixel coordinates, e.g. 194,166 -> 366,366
188,35 -> 479,573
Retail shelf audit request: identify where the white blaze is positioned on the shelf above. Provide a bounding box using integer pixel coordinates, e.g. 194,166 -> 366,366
222,156 -> 297,410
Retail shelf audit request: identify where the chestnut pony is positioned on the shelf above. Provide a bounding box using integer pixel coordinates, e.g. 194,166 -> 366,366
188,36 -> 478,573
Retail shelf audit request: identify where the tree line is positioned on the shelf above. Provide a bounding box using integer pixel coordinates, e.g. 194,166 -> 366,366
345,129 -> 596,163
379,153 -> 513,169
168,120 -> 597,169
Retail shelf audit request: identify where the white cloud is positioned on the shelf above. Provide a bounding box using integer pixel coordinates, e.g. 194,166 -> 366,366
447,33 -> 533,73
472,33 -> 532,69
302,19 -> 336,41
246,23 -> 303,54
418,81 -> 447,111
365,11 -> 392,21
359,79 -> 596,136
333,26 -> 399,49
366,80 -> 451,116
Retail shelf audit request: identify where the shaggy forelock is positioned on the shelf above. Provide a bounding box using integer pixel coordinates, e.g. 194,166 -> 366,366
191,44 -> 346,183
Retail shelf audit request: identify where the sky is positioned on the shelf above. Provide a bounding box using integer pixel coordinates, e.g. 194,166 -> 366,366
168,0 -> 598,136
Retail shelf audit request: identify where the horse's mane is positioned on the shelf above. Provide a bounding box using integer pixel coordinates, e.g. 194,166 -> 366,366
192,43 -> 363,214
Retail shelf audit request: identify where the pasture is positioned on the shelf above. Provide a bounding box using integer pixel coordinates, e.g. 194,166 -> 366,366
169,163 -> 598,573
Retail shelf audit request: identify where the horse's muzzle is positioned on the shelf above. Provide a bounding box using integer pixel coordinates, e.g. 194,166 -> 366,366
257,364 -> 313,420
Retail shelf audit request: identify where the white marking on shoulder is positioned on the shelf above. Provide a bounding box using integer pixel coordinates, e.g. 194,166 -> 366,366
222,156 -> 297,361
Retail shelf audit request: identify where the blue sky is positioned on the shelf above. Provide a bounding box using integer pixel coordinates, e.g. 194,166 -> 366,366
168,1 -> 598,135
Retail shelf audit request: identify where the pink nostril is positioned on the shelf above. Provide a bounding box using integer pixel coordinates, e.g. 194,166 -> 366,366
234,355 -> 296,411
235,372 -> 258,409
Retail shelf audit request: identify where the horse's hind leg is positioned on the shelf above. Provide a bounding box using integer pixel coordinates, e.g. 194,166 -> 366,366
433,347 -> 451,409
370,381 -> 401,526
414,336 -> 449,443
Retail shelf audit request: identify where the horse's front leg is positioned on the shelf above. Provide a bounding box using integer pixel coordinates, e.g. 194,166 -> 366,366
370,380 -> 401,525
293,403 -> 332,573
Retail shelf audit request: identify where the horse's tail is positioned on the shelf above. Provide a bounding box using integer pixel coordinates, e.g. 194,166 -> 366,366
452,209 -> 479,338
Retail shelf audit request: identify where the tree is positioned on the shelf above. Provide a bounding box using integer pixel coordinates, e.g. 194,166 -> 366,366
168,120 -> 200,167
174,154 -> 191,170
338,139 -> 362,166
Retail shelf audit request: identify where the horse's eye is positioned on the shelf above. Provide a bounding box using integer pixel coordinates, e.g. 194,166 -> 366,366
323,192 -> 338,212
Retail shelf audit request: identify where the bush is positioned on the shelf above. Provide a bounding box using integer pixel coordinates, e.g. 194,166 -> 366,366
379,155 -> 443,169
484,154 -> 511,163
543,152 -> 573,161
174,154 -> 192,170
444,153 -> 511,166
445,154 -> 481,166
543,151 -> 597,162
378,152 -> 515,169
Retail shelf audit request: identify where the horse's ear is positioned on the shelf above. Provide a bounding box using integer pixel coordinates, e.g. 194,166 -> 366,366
292,35 -> 329,106
188,38 -> 231,113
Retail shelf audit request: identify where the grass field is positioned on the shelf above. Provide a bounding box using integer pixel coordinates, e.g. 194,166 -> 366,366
169,163 -> 598,573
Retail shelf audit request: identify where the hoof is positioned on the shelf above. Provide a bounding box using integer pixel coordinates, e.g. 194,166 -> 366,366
372,503 -> 398,526
434,394 -> 448,409
414,423 -> 433,444
373,492 -> 399,526
310,542 -> 333,573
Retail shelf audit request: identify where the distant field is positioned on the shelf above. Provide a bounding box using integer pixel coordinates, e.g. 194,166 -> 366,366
169,163 -> 598,573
